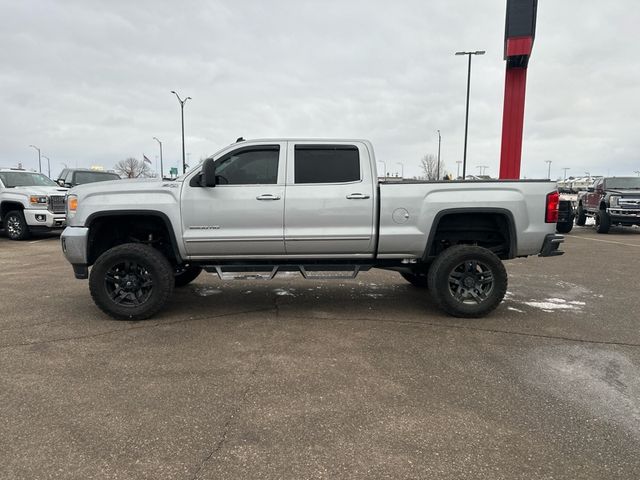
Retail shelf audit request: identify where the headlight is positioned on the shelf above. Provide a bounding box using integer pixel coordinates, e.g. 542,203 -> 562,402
66,194 -> 78,215
29,195 -> 48,206
610,195 -> 620,207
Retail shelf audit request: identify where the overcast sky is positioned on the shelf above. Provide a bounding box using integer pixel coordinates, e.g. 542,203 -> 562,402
1,0 -> 639,180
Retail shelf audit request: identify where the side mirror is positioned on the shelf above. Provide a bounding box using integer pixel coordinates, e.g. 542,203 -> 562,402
587,186 -> 594,192
202,158 -> 217,187
57,179 -> 65,187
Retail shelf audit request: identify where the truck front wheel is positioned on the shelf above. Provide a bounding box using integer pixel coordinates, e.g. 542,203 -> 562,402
427,245 -> 507,318
595,209 -> 611,234
4,210 -> 30,240
89,243 -> 174,320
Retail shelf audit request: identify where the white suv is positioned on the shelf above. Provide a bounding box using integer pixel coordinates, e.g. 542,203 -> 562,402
0,169 -> 68,240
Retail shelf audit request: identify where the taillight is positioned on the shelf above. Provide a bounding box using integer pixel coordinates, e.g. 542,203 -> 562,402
546,191 -> 559,223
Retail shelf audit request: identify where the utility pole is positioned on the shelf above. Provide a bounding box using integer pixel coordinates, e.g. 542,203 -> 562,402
455,50 -> 485,180
436,130 -> 441,180
42,155 -> 51,178
153,136 -> 163,179
562,167 -> 570,180
171,91 -> 192,174
29,145 -> 41,173
456,160 -> 462,179
545,160 -> 552,179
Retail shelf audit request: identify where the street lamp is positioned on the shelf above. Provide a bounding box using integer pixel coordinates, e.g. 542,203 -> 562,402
545,160 -> 552,179
377,161 -> 387,179
436,130 -> 441,180
396,162 -> 404,178
171,90 -> 192,174
562,167 -> 570,180
455,50 -> 485,180
153,136 -> 163,179
29,145 -> 42,173
42,155 -> 51,178
456,160 -> 462,179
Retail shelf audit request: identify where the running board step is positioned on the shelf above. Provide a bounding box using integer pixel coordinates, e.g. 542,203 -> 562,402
205,264 -> 369,281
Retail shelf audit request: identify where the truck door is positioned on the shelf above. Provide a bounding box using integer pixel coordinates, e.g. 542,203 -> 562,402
284,142 -> 375,256
181,144 -> 286,257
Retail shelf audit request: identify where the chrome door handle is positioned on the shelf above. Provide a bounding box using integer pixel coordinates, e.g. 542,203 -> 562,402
346,193 -> 370,199
256,194 -> 281,201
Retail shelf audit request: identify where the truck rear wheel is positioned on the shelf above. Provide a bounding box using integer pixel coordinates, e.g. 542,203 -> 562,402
556,220 -> 573,234
89,243 -> 174,320
575,205 -> 586,226
595,209 -> 610,234
4,210 -> 30,240
400,271 -> 429,288
427,245 -> 507,318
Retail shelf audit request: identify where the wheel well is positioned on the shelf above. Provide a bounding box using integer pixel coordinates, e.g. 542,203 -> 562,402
426,212 -> 514,260
1,201 -> 24,219
87,214 -> 178,266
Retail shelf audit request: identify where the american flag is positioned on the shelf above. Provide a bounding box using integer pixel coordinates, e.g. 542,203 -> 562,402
143,155 -> 152,164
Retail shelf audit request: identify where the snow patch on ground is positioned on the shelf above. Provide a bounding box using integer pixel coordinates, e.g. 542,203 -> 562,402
507,307 -> 524,313
193,286 -> 222,297
523,297 -> 584,311
273,288 -> 295,296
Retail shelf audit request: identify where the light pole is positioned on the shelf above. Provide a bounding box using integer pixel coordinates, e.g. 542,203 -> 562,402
171,90 -> 192,174
562,167 -> 570,180
153,136 -> 163,179
456,160 -> 462,179
396,162 -> 404,178
377,161 -> 387,179
455,50 -> 485,180
436,129 -> 441,180
42,155 -> 51,178
545,160 -> 552,179
29,145 -> 42,173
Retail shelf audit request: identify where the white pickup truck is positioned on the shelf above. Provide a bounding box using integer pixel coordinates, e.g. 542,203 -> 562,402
61,139 -> 563,320
1,169 -> 68,240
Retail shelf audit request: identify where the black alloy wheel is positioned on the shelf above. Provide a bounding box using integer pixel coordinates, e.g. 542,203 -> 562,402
428,245 -> 508,318
89,243 -> 174,320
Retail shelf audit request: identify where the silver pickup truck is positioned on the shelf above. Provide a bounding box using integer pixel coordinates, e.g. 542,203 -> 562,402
61,138 -> 563,320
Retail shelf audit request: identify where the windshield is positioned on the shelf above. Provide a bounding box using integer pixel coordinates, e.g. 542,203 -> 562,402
74,171 -> 120,185
0,171 -> 57,188
605,177 -> 640,190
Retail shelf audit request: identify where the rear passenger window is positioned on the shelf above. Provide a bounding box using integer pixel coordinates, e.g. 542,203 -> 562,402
294,145 -> 360,184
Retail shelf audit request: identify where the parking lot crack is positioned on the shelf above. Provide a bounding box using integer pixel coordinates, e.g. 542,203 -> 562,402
188,327 -> 272,480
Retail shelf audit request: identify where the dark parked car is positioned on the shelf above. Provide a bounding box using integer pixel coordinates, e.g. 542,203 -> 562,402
56,168 -> 120,188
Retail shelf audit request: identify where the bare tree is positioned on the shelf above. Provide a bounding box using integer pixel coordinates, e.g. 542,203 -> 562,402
420,154 -> 444,180
114,157 -> 153,178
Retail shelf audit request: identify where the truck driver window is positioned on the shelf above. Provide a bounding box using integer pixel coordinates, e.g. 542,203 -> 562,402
294,145 -> 360,184
215,147 -> 279,185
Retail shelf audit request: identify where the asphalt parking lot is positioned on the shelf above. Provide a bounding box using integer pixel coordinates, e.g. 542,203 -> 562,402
1,225 -> 639,479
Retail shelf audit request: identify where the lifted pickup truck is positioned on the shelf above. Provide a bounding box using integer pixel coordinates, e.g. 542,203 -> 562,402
61,139 -> 563,320
576,176 -> 640,233
1,169 -> 68,240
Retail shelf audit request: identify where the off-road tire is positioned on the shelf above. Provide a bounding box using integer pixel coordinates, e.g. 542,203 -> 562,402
595,209 -> 610,234
174,265 -> 203,287
89,243 -> 174,320
400,271 -> 429,288
427,245 -> 507,318
556,221 -> 573,234
575,205 -> 587,226
3,210 -> 30,240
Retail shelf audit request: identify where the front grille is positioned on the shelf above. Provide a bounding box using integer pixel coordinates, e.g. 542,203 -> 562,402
48,195 -> 66,214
